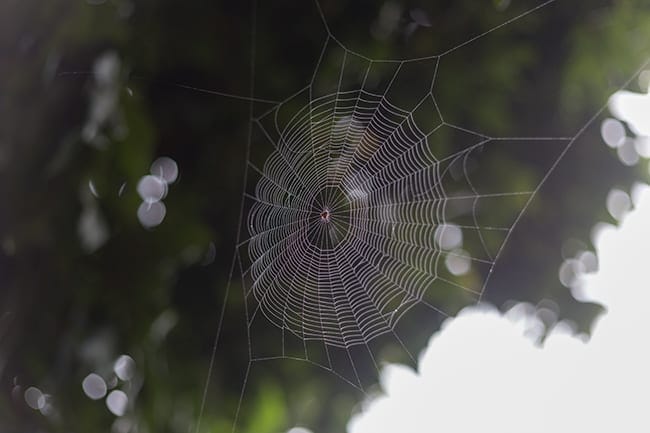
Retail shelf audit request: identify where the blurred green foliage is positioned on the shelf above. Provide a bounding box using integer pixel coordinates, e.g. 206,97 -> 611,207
1,1 -> 649,432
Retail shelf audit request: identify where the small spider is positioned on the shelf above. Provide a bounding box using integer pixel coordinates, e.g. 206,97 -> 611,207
320,209 -> 331,222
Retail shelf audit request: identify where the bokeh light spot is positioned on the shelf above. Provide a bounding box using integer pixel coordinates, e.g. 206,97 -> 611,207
578,250 -> 599,274
82,373 -> 107,400
137,201 -> 166,228
106,390 -> 128,416
114,355 -> 136,381
434,224 -> 463,250
606,189 -> 631,221
24,386 -> 45,410
136,175 -> 167,204
616,138 -> 639,166
635,136 -> 650,158
600,118 -> 626,148
150,156 -> 179,184
609,90 -> 650,136
558,258 -> 582,288
445,249 -> 471,276
287,428 -> 314,433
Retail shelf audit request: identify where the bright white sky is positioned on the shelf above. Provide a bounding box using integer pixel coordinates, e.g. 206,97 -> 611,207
343,86 -> 650,433
347,184 -> 650,432
286,81 -> 650,433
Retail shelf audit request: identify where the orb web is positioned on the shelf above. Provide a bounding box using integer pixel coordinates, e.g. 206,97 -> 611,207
246,85 -> 454,348
223,0 -> 581,404
237,31 -> 570,360
191,0 -> 650,431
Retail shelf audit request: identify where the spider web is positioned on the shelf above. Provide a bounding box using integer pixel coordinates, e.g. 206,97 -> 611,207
192,1 -> 650,432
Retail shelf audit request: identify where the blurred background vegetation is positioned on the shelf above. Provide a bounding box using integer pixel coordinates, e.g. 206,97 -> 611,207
1,0 -> 650,432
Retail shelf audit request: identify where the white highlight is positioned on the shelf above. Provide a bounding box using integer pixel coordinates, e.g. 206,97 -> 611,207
617,138 -> 639,166
287,428 -> 314,433
635,136 -> 650,158
349,185 -> 650,433
609,90 -> 650,136
24,386 -> 45,410
606,188 -> 631,221
82,373 -> 107,400
137,201 -> 166,228
136,175 -> 167,204
114,355 -> 136,381
106,390 -> 128,416
600,118 -> 626,148
150,156 -> 179,184
136,157 -> 178,228
445,249 -> 471,276
434,224 -> 463,250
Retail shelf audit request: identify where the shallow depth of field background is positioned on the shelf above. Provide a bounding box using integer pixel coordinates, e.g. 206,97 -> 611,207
1,1 -> 650,432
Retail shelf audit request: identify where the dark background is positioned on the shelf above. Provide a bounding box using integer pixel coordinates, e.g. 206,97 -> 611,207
1,0 -> 650,432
